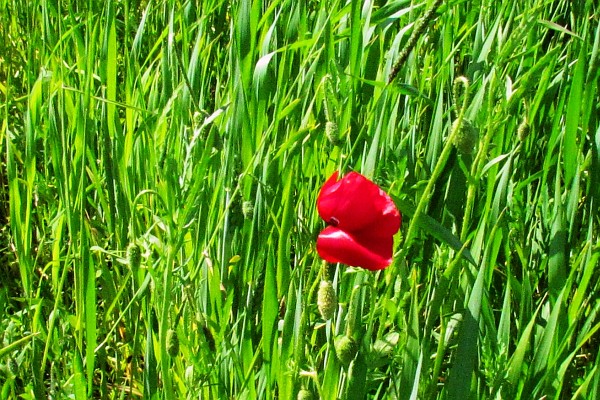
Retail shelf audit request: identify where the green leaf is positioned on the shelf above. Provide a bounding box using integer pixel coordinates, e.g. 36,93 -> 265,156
563,44 -> 586,186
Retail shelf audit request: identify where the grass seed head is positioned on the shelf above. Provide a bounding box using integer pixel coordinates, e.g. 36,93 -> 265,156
452,119 -> 479,154
127,243 -> 142,270
325,121 -> 339,145
8,358 -> 18,376
322,74 -> 338,122
335,335 -> 358,365
517,118 -> 530,141
317,280 -> 337,321
167,329 -> 180,357
297,389 -> 314,400
242,200 -> 254,218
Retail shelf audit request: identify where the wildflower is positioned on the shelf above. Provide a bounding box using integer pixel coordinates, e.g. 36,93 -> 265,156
316,172 -> 401,270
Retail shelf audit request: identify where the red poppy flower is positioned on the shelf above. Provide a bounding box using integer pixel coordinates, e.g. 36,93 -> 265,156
316,171 -> 401,270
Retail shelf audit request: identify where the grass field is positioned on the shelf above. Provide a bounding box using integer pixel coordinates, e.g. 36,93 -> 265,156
1,0 -> 599,398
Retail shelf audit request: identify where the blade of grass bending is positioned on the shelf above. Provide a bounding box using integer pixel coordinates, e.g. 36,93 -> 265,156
569,245 -> 599,323
572,364 -> 598,399
0,333 -> 39,358
529,290 -> 565,392
505,303 -> 542,387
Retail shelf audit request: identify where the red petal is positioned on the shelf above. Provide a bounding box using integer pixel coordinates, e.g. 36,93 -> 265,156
316,226 -> 393,270
317,172 -> 401,236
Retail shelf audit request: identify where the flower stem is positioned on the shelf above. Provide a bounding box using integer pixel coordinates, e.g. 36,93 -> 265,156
401,77 -> 470,253
345,283 -> 362,338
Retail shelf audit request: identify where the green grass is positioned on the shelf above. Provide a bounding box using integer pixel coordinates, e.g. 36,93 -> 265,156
1,0 -> 599,398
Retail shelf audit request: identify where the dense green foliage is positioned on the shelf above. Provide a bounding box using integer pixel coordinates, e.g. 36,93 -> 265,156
1,0 -> 599,398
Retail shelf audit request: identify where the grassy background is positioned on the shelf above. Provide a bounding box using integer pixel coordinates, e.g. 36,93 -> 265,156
1,0 -> 599,398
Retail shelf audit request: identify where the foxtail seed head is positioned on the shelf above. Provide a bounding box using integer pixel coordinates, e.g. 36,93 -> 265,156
317,280 -> 337,321
8,358 -> 18,376
452,118 -> 478,154
242,200 -> 254,218
325,121 -> 339,145
167,329 -> 180,357
322,74 -> 338,122
517,118 -> 530,141
297,389 -> 314,400
127,243 -> 142,270
335,335 -> 358,365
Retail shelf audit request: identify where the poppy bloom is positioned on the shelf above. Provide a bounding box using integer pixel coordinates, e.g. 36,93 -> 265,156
316,171 -> 401,270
